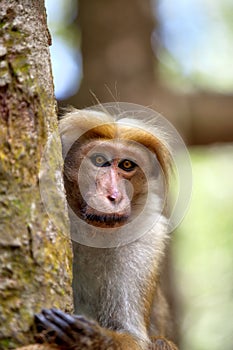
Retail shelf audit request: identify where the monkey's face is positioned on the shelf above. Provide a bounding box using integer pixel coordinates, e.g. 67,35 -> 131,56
64,139 -> 160,228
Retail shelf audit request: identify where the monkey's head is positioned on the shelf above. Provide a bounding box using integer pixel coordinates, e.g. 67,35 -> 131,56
60,109 -> 172,229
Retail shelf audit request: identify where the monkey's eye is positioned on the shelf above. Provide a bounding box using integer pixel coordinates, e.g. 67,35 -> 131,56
118,159 -> 137,172
90,154 -> 111,167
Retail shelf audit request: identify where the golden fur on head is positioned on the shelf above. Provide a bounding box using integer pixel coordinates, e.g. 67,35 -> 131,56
59,108 -> 172,183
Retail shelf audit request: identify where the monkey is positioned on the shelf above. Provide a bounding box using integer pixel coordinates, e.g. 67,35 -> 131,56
35,107 -> 178,350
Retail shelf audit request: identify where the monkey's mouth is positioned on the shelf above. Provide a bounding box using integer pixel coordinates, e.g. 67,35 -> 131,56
81,207 -> 129,227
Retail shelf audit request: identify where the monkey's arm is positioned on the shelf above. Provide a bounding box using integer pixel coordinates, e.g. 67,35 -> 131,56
35,309 -> 141,350
35,309 -> 178,350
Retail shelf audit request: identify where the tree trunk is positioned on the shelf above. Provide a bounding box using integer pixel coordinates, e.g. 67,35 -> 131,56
65,0 -> 157,107
0,1 -> 72,349
62,0 -> 233,145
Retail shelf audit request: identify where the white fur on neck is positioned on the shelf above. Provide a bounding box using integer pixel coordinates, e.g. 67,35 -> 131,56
72,213 -> 169,344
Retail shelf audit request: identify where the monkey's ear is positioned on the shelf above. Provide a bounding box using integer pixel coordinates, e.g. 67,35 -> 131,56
63,164 -> 75,183
155,142 -> 173,185
151,156 -> 160,178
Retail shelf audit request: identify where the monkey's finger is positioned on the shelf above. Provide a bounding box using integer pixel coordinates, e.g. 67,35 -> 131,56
74,314 -> 96,326
42,309 -> 75,335
34,313 -> 47,332
35,312 -> 74,345
42,309 -> 81,343
51,308 -> 79,326
51,308 -> 97,332
152,338 -> 178,350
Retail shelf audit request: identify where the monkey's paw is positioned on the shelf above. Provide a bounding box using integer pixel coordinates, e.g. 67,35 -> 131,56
151,337 -> 178,350
35,308 -> 114,350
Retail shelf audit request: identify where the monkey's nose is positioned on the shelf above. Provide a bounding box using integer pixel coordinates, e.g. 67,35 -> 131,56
107,190 -> 121,203
107,194 -> 117,202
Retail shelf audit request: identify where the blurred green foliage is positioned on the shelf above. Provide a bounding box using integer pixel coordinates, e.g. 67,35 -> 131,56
173,146 -> 233,350
157,0 -> 233,92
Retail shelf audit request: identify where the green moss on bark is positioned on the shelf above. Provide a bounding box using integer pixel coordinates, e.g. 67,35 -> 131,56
0,1 -> 72,348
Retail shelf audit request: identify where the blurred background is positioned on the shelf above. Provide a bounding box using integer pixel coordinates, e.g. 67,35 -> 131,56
45,1 -> 233,349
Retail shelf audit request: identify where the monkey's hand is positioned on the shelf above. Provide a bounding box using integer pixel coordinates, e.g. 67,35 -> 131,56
34,309 -> 177,350
150,337 -> 178,350
34,308 -> 114,350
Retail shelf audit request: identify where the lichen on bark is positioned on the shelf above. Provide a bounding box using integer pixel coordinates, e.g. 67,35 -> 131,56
0,1 -> 72,348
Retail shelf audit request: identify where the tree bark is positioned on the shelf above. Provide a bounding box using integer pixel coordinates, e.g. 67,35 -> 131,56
0,1 -> 72,349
